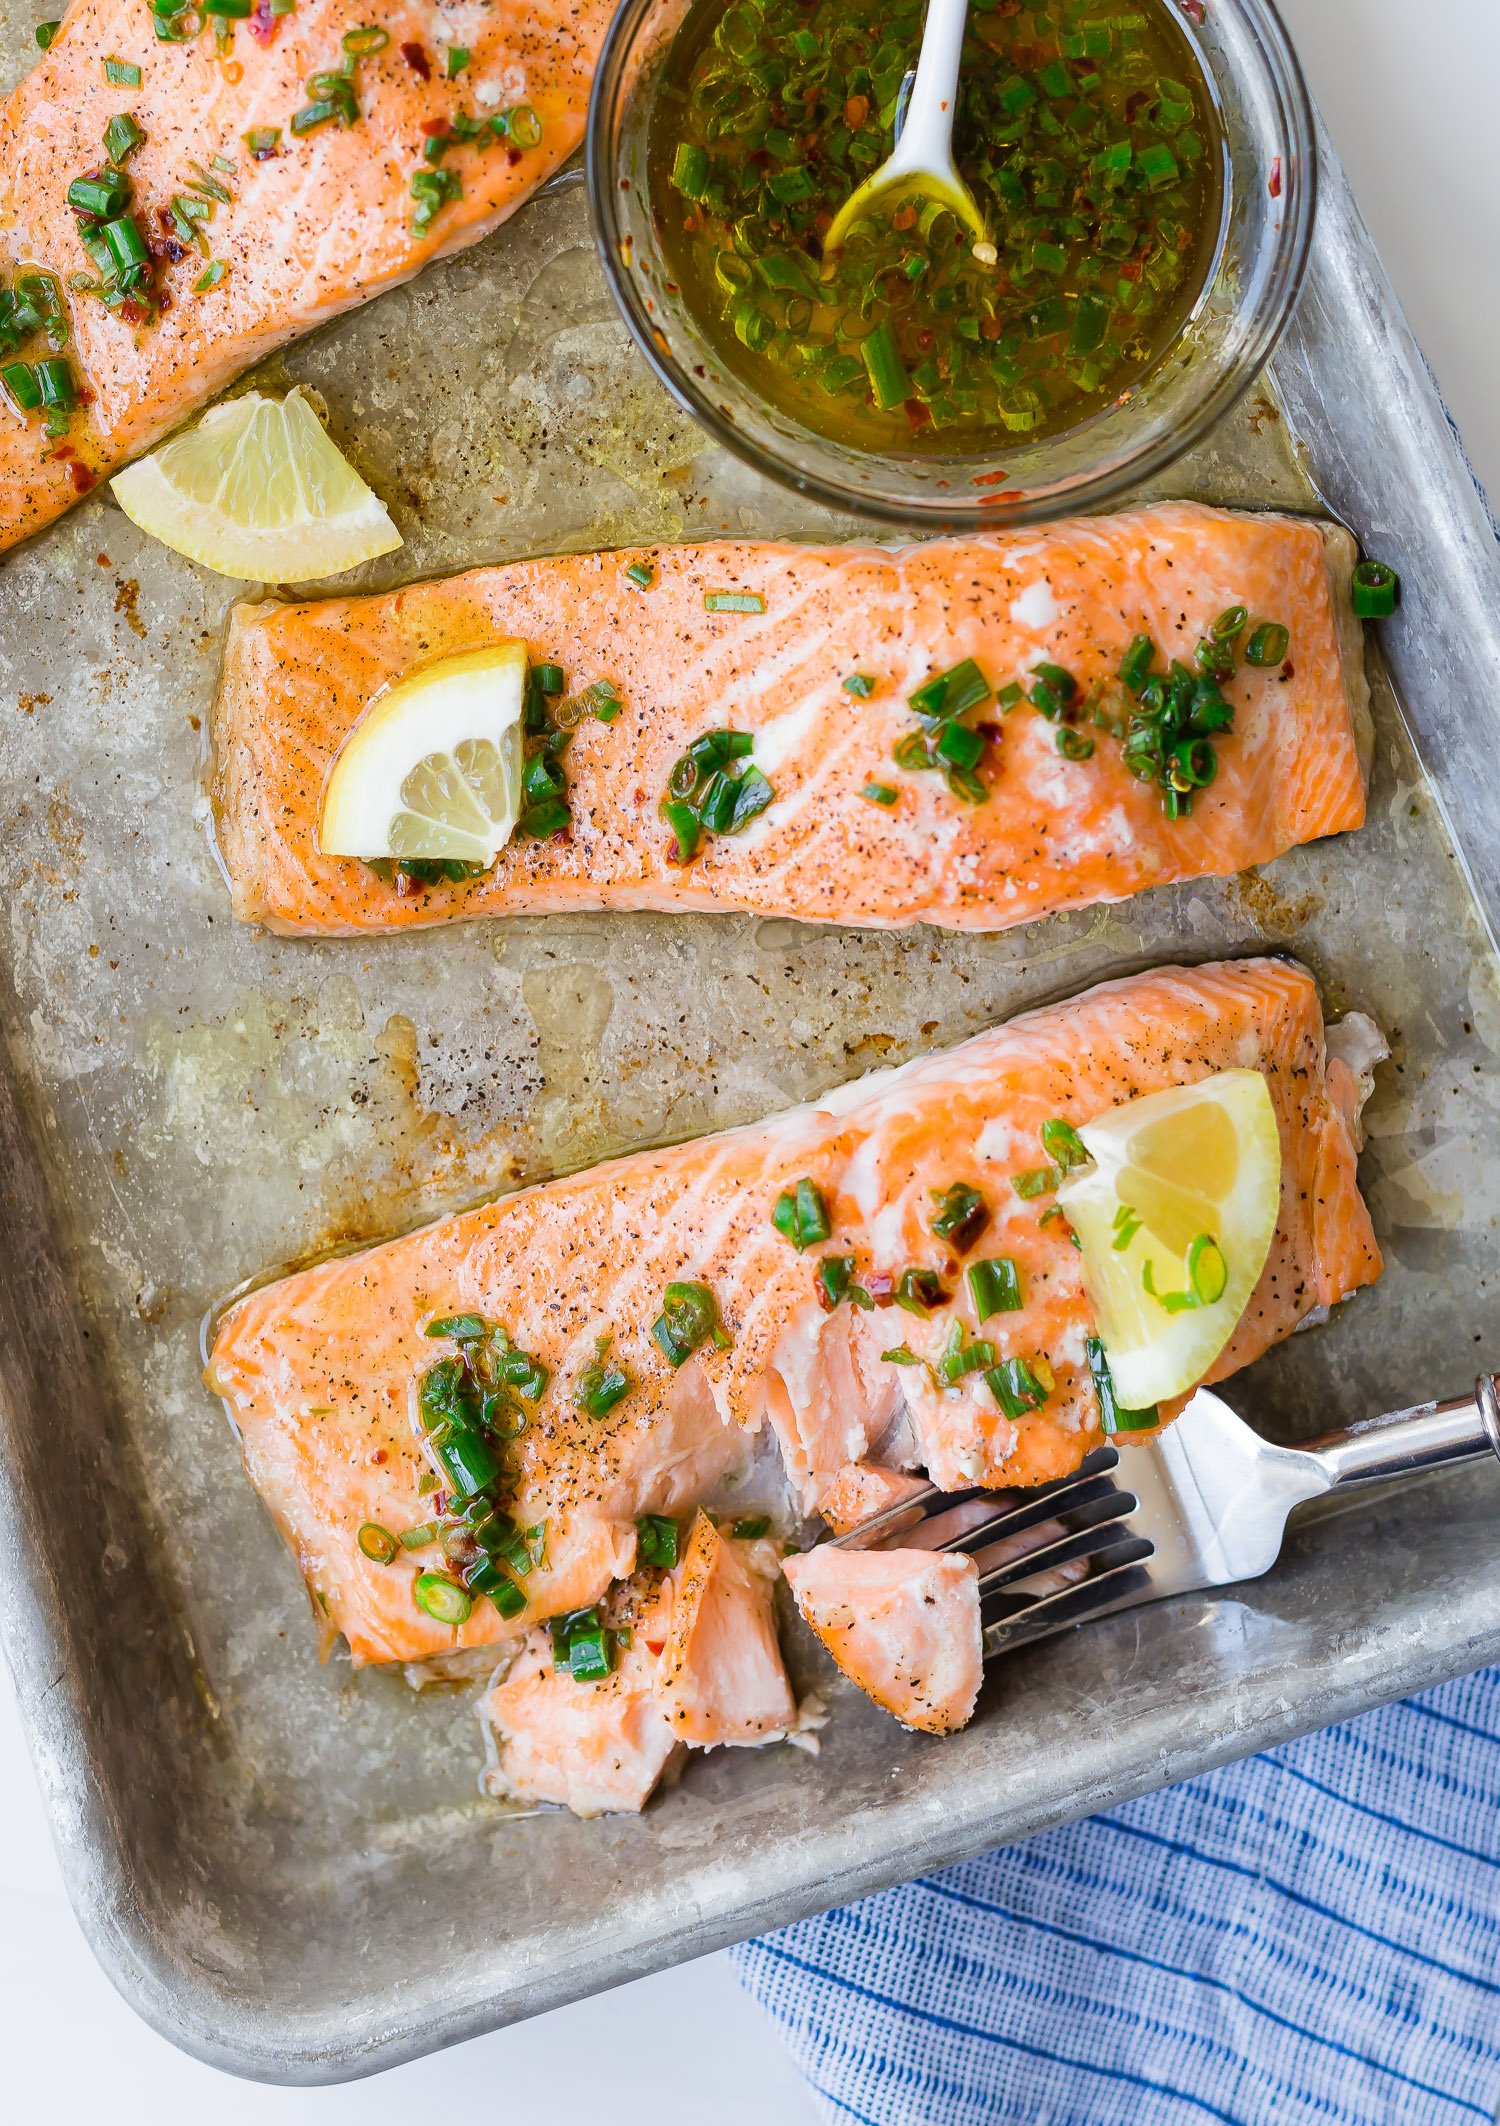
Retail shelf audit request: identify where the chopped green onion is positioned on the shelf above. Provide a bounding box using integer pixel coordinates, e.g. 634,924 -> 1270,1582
445,43 -> 469,75
861,319 -> 910,412
1040,1118 -> 1090,1173
968,1256 -> 1023,1319
291,100 -> 340,136
34,356 -> 74,410
532,662 -> 565,695
895,1267 -> 947,1315
574,1357 -> 632,1419
104,54 -> 142,85
1188,1232 -> 1227,1305
637,1514 -> 679,1569
413,1571 -> 473,1626
986,1355 -> 1050,1421
625,560 -> 655,589
35,20 -> 59,47
1087,1336 -> 1158,1435
397,1521 -> 438,1550
425,1312 -> 487,1340
1351,561 -> 1399,619
1211,604 -> 1248,641
930,1181 -> 989,1254
882,1344 -> 922,1366
816,1255 -> 872,1311
339,23 -> 388,52
68,172 -> 131,218
661,798 -> 701,862
909,659 -> 990,724
703,589 -> 766,614
732,1515 -> 771,1540
0,363 -> 40,412
1056,727 -> 1094,761
506,104 -> 542,150
1013,1164 -> 1061,1200
862,782 -> 898,806
997,682 -> 1025,710
103,112 -> 146,162
569,1622 -> 614,1681
842,672 -> 875,698
651,1280 -> 729,1367
938,1322 -> 995,1383
243,125 -> 281,158
203,0 -> 251,13
772,1175 -> 832,1251
193,261 -> 228,292
357,1521 -> 398,1565
935,721 -> 985,772
672,142 -> 710,200
1118,633 -> 1156,692
1244,621 -> 1289,667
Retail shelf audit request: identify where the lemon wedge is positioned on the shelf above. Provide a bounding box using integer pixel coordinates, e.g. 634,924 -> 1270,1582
319,644 -> 527,866
1057,1069 -> 1283,1409
110,389 -> 401,582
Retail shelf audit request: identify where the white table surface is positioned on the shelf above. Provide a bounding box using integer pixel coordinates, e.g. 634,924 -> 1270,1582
3,3 -> 1496,2116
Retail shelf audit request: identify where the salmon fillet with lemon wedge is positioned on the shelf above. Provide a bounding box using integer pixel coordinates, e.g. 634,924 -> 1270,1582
212,503 -> 1372,935
0,0 -> 610,548
207,955 -> 1380,1768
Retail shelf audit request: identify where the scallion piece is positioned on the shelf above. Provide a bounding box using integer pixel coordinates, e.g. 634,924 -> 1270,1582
425,1312 -> 487,1340
816,1255 -> 872,1311
861,319 -> 910,412
968,1256 -> 1023,1319
291,99 -> 339,135
532,662 -> 565,695
1013,1164 -> 1061,1200
569,1623 -> 614,1682
103,55 -> 142,86
862,781 -> 898,806
772,1175 -> 832,1251
651,1280 -> 728,1367
33,356 -> 74,410
661,798 -> 701,863
445,43 -> 468,74
1244,621 -> 1289,667
895,1267 -> 947,1316
574,1357 -> 632,1419
1118,633 -> 1156,693
194,261 -> 228,292
1188,1232 -> 1227,1305
842,673 -> 875,698
1056,727 -> 1094,761
1351,561 -> 1399,619
935,721 -> 985,772
357,1521 -> 398,1565
625,560 -> 655,589
506,104 -> 542,149
413,1571 -> 473,1626
732,1515 -> 771,1540
1040,1118 -> 1089,1174
909,659 -> 989,724
672,142 -> 710,200
243,125 -> 281,158
67,172 -> 131,218
1211,604 -> 1248,642
703,589 -> 766,614
1087,1336 -> 1158,1435
103,112 -> 146,162
986,1355 -> 1050,1421
397,1521 -> 437,1550
0,362 -> 40,412
882,1343 -> 922,1366
939,1322 -> 995,1383
202,0 -> 251,13
637,1514 -> 679,1569
35,20 -> 59,47
930,1181 -> 989,1254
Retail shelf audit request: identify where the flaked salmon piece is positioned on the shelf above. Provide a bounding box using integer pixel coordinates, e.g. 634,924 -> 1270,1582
485,1623 -> 683,1819
654,1511 -> 796,1747
206,957 -> 1380,1668
0,0 -> 611,549
783,1548 -> 982,1736
818,1461 -> 930,1538
212,503 -> 1372,935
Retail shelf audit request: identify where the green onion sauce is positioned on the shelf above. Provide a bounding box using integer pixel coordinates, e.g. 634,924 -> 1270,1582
649,0 -> 1226,452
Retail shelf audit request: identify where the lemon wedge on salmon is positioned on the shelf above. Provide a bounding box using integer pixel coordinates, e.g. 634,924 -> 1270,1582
319,643 -> 527,866
1057,1069 -> 1282,1409
110,389 -> 401,582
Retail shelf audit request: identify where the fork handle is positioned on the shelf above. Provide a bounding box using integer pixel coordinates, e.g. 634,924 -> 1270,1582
1301,1374 -> 1500,1491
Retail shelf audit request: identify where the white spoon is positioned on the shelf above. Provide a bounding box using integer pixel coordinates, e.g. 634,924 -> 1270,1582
823,0 -> 992,257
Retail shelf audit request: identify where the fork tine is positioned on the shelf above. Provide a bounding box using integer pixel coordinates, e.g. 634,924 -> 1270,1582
981,1538 -> 1157,1652
943,1452 -> 1124,1555
975,1489 -> 1140,1594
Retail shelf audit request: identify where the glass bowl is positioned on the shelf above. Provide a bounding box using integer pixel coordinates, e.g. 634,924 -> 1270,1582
586,0 -> 1316,530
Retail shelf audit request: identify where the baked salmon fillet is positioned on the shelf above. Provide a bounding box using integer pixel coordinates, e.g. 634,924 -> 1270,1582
0,0 -> 611,548
206,956 -> 1380,1676
213,502 -> 1372,935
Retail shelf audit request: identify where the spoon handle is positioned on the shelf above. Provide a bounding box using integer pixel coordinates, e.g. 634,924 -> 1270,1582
900,0 -> 971,160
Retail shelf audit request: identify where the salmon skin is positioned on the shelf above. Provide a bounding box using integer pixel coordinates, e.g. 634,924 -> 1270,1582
0,0 -> 611,548
214,502 -> 1372,936
206,957 -> 1380,1674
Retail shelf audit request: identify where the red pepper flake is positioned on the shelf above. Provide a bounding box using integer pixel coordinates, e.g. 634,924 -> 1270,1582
891,202 -> 917,233
247,0 -> 279,45
68,461 -> 96,493
1268,156 -> 1283,199
844,93 -> 869,129
865,1272 -> 896,1306
972,466 -> 1012,488
400,39 -> 431,79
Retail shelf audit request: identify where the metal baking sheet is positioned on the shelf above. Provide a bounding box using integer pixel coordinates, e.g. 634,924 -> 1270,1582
2,77 -> 1500,2080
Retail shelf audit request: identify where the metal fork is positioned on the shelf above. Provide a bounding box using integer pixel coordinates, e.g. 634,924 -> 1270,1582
836,1377 -> 1500,1660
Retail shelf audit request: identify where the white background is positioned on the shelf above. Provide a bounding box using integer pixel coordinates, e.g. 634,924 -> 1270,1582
2,4 -> 1495,2118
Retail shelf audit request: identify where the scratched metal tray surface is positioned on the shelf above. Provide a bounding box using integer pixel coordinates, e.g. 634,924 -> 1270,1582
1,61 -> 1499,2075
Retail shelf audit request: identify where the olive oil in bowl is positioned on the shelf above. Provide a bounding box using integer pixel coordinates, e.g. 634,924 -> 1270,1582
647,0 -> 1228,455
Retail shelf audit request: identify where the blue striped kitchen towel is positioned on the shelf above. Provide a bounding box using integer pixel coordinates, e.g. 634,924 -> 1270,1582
732,1665 -> 1500,2125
